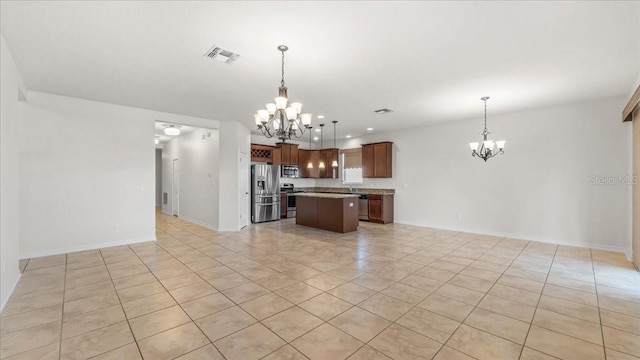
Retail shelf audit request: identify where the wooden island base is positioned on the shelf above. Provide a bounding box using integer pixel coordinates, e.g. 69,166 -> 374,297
295,193 -> 360,233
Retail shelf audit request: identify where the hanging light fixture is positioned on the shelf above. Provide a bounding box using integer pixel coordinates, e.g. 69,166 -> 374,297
164,124 -> 181,136
331,121 -> 338,167
254,45 -> 312,141
307,127 -> 313,169
318,124 -> 325,169
469,97 -> 505,162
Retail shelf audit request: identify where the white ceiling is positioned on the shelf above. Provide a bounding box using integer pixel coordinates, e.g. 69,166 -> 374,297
1,1 -> 639,140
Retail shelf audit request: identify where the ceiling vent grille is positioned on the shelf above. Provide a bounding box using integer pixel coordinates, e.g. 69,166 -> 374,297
204,45 -> 240,64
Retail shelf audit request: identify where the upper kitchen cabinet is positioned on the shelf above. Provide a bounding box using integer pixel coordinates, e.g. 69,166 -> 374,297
308,150 -> 320,178
251,144 -> 274,163
277,143 -> 299,165
362,141 -> 392,178
271,146 -> 282,165
298,149 -> 310,178
319,149 -> 339,179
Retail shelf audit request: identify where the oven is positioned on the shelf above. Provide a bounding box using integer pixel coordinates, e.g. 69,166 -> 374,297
280,183 -> 299,218
286,193 -> 297,218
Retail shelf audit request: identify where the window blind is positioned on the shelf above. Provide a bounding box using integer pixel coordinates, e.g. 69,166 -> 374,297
340,148 -> 362,169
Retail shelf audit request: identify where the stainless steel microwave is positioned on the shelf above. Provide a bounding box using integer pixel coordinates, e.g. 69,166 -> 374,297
281,165 -> 299,178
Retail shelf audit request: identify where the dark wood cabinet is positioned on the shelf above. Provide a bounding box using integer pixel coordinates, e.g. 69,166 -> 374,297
309,150 -> 320,178
271,146 -> 282,165
298,148 -> 338,179
280,194 -> 287,218
368,194 -> 394,224
251,144 -> 274,163
274,143 -> 298,165
298,149 -> 309,178
319,149 -> 339,179
362,141 -> 392,178
362,144 -> 375,177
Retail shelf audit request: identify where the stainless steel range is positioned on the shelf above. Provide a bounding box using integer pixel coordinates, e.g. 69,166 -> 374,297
280,183 -> 301,218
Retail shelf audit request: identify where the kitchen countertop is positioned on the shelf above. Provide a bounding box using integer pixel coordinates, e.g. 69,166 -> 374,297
292,192 -> 360,199
296,187 -> 395,195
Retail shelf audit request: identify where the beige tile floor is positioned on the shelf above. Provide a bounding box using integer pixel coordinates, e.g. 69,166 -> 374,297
1,211 -> 639,359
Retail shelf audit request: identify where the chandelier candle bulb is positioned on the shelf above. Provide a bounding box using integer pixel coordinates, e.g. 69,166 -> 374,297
285,107 -> 298,119
290,102 -> 303,114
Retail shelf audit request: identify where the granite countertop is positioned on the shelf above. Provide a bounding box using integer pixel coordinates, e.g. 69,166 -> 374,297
292,192 -> 360,199
296,187 -> 395,195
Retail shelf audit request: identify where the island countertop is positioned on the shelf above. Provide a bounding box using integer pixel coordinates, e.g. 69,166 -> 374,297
292,192 -> 360,199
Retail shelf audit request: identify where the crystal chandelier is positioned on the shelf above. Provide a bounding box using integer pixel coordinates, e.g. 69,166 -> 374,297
469,97 -> 505,162
254,45 -> 312,141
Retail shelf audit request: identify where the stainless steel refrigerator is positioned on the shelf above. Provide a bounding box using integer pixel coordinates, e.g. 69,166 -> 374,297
251,164 -> 280,223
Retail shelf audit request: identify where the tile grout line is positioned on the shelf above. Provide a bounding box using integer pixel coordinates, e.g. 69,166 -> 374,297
515,243 -> 559,360
99,248 -> 144,360
433,239 -> 535,360
591,249 -> 608,360
57,254 -> 68,360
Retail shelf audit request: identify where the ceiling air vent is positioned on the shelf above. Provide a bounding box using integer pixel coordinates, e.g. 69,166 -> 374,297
374,108 -> 393,114
204,45 -> 240,64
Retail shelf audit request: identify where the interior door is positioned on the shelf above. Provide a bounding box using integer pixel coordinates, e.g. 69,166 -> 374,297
172,158 -> 179,216
239,151 -> 249,228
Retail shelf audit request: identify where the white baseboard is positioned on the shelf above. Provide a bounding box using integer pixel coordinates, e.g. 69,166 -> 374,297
1,272 -> 22,312
19,236 -> 157,260
393,220 -> 632,257
177,215 -> 218,231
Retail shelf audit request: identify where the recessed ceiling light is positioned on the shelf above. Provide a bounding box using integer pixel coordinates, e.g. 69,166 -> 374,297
374,108 -> 393,114
367,128 -> 373,131
317,115 -> 325,119
346,135 -> 352,138
315,128 -> 321,132
313,136 -> 319,141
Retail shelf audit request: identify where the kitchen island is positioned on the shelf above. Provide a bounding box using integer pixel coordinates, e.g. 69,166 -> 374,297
294,193 -> 360,233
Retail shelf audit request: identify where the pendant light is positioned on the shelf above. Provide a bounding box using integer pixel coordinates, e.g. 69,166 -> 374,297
468,97 -> 505,162
254,45 -> 312,141
318,124 -> 325,169
331,121 -> 338,167
307,126 -> 313,169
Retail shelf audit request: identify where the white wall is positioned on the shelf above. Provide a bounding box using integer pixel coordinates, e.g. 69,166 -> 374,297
155,149 -> 162,206
163,128 -> 220,229
317,97 -> 632,254
218,122 -> 251,231
1,34 -> 26,310
161,138 -> 178,216
18,92 -> 217,258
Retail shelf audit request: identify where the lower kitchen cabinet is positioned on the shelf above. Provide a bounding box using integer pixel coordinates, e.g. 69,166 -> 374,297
280,193 -> 287,218
368,194 -> 394,224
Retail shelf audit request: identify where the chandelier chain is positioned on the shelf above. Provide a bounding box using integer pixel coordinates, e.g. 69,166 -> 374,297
280,49 -> 285,88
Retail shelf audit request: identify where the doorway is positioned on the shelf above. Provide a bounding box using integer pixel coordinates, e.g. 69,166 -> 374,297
172,158 -> 179,216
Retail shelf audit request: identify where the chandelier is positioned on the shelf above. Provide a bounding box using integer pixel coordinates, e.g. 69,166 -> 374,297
469,97 -> 505,162
254,45 -> 312,141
